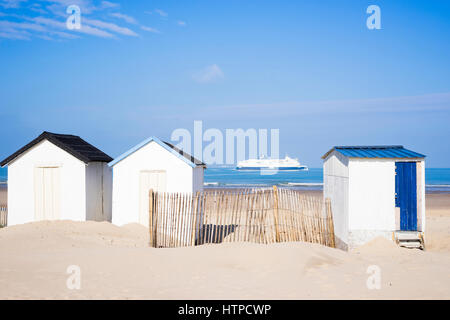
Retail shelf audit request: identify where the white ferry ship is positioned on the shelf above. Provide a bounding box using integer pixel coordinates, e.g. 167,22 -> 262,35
236,156 -> 308,171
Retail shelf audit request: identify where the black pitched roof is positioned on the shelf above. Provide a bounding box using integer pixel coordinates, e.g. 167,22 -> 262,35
0,131 -> 113,167
163,141 -> 206,167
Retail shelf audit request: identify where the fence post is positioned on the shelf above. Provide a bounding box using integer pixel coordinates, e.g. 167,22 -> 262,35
0,206 -> 7,228
149,189 -> 155,247
272,185 -> 280,242
325,198 -> 335,248
191,191 -> 199,246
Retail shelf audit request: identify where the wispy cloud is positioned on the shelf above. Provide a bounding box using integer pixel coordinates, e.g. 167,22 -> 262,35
154,9 -> 168,17
44,0 -> 98,15
100,1 -> 119,9
199,93 -> 450,119
0,0 -> 143,40
0,20 -> 47,33
0,19 -> 48,40
33,16 -> 115,38
141,26 -> 160,34
146,93 -> 450,124
0,30 -> 30,40
0,0 -> 27,9
110,12 -> 137,24
145,8 -> 168,18
0,18 -> 81,40
192,64 -> 224,83
0,0 -> 177,41
177,20 -> 186,27
29,7 -> 48,14
83,17 -> 138,36
36,34 -> 53,40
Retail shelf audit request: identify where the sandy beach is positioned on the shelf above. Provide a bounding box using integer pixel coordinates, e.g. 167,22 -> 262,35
0,190 -> 449,299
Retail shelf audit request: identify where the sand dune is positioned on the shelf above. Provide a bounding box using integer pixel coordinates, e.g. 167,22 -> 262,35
0,194 -> 449,299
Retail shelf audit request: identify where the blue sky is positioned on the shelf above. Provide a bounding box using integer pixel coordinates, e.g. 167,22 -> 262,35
1,0 -> 449,167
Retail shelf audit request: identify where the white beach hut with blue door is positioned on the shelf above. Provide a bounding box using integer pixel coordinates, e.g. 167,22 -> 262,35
109,136 -> 206,227
322,146 -> 426,250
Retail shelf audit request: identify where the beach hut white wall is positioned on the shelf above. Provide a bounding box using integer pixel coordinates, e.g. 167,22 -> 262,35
322,146 -> 426,250
109,136 -> 205,226
0,132 -> 113,226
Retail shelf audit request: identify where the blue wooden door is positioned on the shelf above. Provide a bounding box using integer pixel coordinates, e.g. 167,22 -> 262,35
395,162 -> 417,231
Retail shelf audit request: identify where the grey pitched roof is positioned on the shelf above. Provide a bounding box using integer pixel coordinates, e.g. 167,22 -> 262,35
322,145 -> 426,160
0,131 -> 113,167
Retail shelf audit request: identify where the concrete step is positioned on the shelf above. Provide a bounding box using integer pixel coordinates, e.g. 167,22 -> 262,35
398,240 -> 423,249
395,231 -> 421,240
394,231 -> 425,250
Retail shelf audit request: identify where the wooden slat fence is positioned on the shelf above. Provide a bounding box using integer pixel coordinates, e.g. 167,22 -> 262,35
148,187 -> 335,248
0,206 -> 7,227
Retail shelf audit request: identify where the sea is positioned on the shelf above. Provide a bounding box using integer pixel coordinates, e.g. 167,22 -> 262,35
1,167 -> 449,192
203,167 -> 450,193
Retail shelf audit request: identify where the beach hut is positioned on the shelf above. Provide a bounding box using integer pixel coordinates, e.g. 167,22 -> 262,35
109,136 -> 206,226
0,132 -> 113,226
322,146 -> 426,250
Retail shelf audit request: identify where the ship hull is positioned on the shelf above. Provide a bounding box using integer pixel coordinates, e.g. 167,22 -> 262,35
236,166 -> 308,171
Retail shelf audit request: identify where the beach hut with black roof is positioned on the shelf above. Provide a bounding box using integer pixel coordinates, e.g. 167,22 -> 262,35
322,145 -> 426,250
0,131 -> 113,226
109,136 -> 206,227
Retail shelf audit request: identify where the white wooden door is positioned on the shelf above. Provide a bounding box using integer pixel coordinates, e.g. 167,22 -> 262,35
139,170 -> 166,226
34,167 -> 61,221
